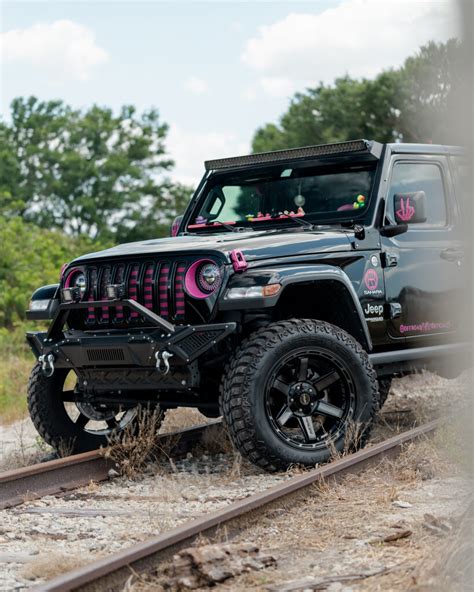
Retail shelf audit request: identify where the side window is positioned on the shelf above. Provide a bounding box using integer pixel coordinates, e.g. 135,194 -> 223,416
387,162 -> 447,227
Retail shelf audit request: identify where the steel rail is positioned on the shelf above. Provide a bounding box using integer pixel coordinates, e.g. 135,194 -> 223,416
35,419 -> 440,592
0,420 -> 221,510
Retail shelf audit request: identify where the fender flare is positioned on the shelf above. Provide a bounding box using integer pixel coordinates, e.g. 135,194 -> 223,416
31,284 -> 60,301
26,283 -> 60,320
220,264 -> 372,351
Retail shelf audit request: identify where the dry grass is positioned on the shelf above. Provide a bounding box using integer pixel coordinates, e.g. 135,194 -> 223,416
104,407 -> 165,479
195,422 -> 233,455
104,405 -> 244,481
0,419 -> 51,471
19,552 -> 94,581
0,448 -> 43,472
0,354 -> 31,423
384,369 -> 469,420
411,498 -> 474,591
133,413 -> 470,592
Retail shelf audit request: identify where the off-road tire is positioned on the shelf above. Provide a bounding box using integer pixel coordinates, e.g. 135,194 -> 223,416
27,363 -> 163,454
378,378 -> 392,408
220,319 -> 378,472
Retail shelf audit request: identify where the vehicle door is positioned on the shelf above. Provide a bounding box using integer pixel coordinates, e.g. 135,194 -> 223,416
380,155 -> 464,345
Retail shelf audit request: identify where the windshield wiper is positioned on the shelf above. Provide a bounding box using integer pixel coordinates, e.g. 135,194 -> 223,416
212,221 -> 240,232
282,216 -> 314,230
193,220 -> 245,233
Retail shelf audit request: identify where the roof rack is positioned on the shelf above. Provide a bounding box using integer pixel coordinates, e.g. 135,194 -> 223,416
204,139 -> 382,171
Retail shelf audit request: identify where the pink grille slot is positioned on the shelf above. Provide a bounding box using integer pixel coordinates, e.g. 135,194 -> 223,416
128,265 -> 140,319
100,268 -> 111,322
143,264 -> 154,310
114,265 -> 125,321
158,263 -> 170,319
87,268 -> 97,324
174,263 -> 186,320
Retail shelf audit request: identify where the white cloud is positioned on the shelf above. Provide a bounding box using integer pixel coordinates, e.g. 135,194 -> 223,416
0,20 -> 109,81
260,76 -> 296,98
167,125 -> 249,186
242,0 -> 459,95
183,75 -> 209,95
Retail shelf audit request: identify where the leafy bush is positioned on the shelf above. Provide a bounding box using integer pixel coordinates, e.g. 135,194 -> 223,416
0,217 -> 111,420
0,216 -> 110,330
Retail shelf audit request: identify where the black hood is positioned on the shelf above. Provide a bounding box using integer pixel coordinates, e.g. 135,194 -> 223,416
73,229 -> 353,265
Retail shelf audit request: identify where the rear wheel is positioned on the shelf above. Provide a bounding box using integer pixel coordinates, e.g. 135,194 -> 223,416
27,363 -> 163,454
221,319 -> 378,471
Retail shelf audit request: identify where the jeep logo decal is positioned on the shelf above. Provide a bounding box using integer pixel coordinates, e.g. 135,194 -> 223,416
364,303 -> 384,316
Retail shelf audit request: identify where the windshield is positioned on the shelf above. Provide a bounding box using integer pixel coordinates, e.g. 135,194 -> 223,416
188,163 -> 376,230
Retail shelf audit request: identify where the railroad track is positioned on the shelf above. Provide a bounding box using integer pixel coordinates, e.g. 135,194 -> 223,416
31,419 -> 439,592
0,420 -> 221,510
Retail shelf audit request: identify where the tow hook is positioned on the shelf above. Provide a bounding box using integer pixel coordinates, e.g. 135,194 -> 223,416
38,353 -> 55,378
155,350 -> 173,375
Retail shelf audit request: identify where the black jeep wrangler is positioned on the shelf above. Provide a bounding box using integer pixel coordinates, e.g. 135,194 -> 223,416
26,139 -> 469,471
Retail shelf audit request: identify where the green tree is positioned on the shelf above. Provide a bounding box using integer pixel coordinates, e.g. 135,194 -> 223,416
115,182 -> 193,243
0,216 -> 109,330
252,40 -> 463,152
0,97 -> 192,241
397,39 -> 465,143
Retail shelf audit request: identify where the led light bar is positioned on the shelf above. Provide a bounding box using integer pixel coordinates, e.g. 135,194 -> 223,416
205,139 -> 382,171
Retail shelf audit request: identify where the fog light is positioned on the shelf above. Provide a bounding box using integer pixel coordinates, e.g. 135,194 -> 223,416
106,284 -> 125,299
62,287 -> 81,302
29,299 -> 51,312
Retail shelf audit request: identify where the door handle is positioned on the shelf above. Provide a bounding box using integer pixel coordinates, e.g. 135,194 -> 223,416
440,248 -> 464,262
381,252 -> 398,267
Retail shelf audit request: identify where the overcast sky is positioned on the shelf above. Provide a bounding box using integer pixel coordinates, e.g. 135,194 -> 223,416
1,0 -> 459,186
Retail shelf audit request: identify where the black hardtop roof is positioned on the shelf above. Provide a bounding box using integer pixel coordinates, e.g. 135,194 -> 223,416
388,142 -> 464,156
204,139 -> 464,172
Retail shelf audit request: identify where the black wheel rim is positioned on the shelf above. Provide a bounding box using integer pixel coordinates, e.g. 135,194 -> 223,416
61,370 -> 137,437
264,347 -> 356,451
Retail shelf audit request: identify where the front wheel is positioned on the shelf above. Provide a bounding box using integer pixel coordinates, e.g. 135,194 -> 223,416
27,363 -> 163,454
221,319 -> 378,472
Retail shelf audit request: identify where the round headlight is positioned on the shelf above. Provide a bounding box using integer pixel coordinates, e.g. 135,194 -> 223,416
198,263 -> 221,292
185,259 -> 221,299
64,269 -> 87,297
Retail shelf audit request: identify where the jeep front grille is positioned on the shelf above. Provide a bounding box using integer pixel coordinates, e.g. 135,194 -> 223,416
66,259 -> 203,328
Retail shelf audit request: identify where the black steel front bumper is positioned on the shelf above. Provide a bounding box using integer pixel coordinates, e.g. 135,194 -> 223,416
26,299 -> 236,377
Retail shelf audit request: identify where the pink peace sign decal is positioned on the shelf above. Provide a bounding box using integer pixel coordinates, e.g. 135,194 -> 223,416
396,196 -> 415,222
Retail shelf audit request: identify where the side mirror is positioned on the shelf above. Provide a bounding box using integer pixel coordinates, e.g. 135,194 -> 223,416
380,223 -> 408,238
393,191 -> 427,224
171,215 -> 183,237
